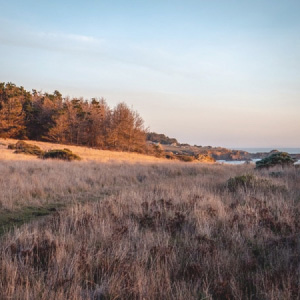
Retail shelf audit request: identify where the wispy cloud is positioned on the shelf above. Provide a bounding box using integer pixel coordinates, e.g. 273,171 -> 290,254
1,18 -> 298,99
36,31 -> 103,44
0,18 -> 211,81
0,19 -> 105,53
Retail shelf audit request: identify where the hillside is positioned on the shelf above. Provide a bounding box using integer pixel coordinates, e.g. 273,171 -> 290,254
0,138 -> 166,163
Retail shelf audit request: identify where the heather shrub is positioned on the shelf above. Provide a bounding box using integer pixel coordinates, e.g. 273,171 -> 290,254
42,148 -> 81,161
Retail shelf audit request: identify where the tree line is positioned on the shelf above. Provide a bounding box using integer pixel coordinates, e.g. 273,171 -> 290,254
0,82 -> 147,152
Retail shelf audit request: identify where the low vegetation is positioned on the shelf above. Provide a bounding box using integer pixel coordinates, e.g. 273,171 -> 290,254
42,148 -> 81,161
8,140 -> 44,156
1,138 -> 165,163
0,153 -> 299,299
256,152 -> 296,169
7,141 -> 81,161
226,173 -> 287,194
227,173 -> 261,192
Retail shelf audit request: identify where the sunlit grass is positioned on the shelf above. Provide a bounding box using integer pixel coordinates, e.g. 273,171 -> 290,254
0,141 -> 299,299
0,138 -> 166,163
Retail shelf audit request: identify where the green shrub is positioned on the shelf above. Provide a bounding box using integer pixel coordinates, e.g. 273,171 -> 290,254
256,152 -> 296,169
226,174 -> 287,194
8,141 -> 45,156
42,148 -> 81,161
226,174 -> 257,192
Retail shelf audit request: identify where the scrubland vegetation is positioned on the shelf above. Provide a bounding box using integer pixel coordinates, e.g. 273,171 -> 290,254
0,149 -> 300,299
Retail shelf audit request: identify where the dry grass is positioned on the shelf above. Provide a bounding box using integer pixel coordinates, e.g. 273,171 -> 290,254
0,138 -> 166,163
0,147 -> 300,299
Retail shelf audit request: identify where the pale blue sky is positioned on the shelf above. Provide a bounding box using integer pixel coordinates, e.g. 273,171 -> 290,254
0,0 -> 299,147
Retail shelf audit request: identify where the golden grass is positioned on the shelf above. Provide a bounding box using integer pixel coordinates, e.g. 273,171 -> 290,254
0,138 -> 167,163
0,150 -> 300,299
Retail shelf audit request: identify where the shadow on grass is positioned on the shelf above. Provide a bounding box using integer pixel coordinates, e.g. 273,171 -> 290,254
0,203 -> 65,235
0,190 -> 114,236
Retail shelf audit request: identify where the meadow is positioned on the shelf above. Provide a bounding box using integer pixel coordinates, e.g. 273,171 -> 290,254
0,140 -> 300,299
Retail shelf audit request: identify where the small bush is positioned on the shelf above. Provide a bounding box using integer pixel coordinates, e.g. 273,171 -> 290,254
226,174 -> 287,194
8,141 -> 45,156
226,174 -> 257,192
256,152 -> 296,169
42,149 -> 81,161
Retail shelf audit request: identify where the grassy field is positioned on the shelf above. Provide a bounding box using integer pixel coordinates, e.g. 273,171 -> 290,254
0,140 -> 300,299
0,138 -> 166,163
0,138 -> 167,234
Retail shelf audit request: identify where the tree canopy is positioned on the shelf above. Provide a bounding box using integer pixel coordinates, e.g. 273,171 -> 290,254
0,82 -> 147,153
